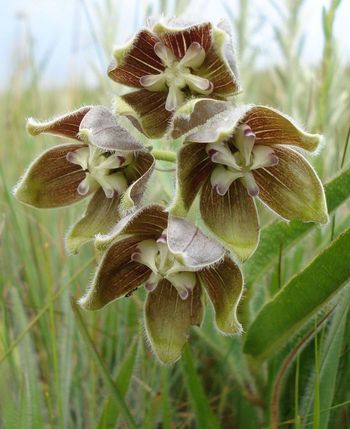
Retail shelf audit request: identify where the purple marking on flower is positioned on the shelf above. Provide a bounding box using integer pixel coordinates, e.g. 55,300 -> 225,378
208,148 -> 218,158
179,289 -> 189,300
244,126 -> 255,138
77,180 -> 89,196
247,186 -> 259,197
130,251 -> 141,262
269,154 -> 279,166
145,282 -> 158,292
214,184 -> 227,196
157,233 -> 167,244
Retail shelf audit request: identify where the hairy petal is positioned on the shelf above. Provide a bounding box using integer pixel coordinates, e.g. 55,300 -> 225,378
200,178 -> 260,261
122,152 -> 155,210
108,30 -> 164,87
79,105 -> 145,151
96,205 -> 168,250
167,215 -> 225,269
66,188 -> 121,254
145,279 -> 203,364
14,144 -> 87,208
170,143 -> 213,216
154,22 -> 212,58
242,106 -> 322,152
170,98 -> 234,140
254,147 -> 328,223
79,236 -> 151,310
199,256 -> 243,335
115,90 -> 171,139
26,106 -> 92,140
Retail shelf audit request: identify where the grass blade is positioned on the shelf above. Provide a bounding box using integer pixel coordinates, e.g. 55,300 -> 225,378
70,298 -> 138,429
181,344 -> 221,429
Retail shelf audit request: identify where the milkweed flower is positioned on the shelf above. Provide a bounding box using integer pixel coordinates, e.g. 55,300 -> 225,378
14,106 -> 154,253
170,100 -> 328,260
108,18 -> 240,138
79,205 -> 243,364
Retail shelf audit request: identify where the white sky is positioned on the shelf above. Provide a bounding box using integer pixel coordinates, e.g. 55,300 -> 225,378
1,0 -> 349,87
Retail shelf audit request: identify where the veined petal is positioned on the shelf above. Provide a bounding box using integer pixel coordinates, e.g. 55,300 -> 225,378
170,98 -> 233,140
167,215 -> 225,269
108,30 -> 164,87
79,236 -> 151,310
179,42 -> 206,68
79,106 -> 144,152
139,73 -> 166,91
66,188 -> 121,254
170,143 -> 212,217
121,152 -> 155,211
145,279 -> 203,364
14,144 -> 88,208
200,177 -> 260,261
95,205 -> 168,250
26,106 -> 92,140
154,22 -> 212,58
199,256 -> 243,335
242,106 -> 322,152
254,146 -> 328,223
116,90 -> 171,139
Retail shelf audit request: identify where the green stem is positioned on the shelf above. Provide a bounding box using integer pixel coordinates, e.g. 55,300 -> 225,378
152,149 -> 177,163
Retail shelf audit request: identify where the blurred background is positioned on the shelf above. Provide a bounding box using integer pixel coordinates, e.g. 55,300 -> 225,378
1,0 -> 350,428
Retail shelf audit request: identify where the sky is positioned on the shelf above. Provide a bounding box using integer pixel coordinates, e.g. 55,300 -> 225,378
1,0 -> 349,88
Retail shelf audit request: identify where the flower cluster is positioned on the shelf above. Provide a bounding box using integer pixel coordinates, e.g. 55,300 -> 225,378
14,18 -> 328,364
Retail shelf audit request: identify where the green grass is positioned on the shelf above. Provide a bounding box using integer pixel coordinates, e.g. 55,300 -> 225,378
1,0 -> 350,428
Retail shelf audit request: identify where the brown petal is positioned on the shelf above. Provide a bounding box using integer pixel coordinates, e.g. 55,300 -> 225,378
26,106 -> 92,140
108,30 -> 164,87
116,90 -> 171,139
79,236 -> 151,310
14,144 -> 87,208
155,22 -> 212,58
170,98 -> 232,140
66,189 -> 121,254
145,279 -> 203,364
122,152 -> 155,210
199,256 -> 243,335
79,106 -> 145,151
170,143 -> 213,216
198,45 -> 239,97
167,215 -> 225,269
200,177 -> 260,261
242,106 -> 321,152
95,205 -> 168,250
254,146 -> 328,223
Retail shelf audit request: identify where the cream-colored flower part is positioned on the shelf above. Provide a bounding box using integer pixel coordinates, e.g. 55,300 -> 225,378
131,231 -> 197,300
140,42 -> 213,111
66,146 -> 132,198
207,124 -> 279,196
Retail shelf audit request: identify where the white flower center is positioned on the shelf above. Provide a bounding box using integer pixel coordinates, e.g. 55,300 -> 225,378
66,146 -> 133,198
207,124 -> 279,197
140,42 -> 213,111
131,231 -> 197,300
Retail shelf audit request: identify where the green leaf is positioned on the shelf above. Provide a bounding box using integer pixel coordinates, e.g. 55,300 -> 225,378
244,227 -> 350,362
181,344 -> 221,429
97,341 -> 138,429
244,166 -> 350,286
